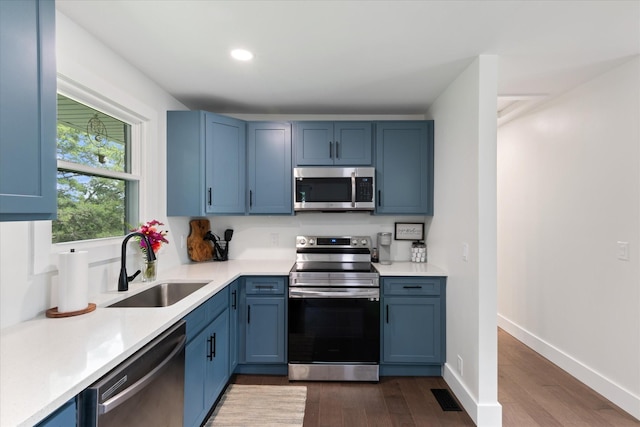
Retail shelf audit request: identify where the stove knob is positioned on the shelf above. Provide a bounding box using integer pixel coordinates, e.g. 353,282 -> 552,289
352,239 -> 358,245
361,239 -> 368,245
298,238 -> 306,246
308,239 -> 315,245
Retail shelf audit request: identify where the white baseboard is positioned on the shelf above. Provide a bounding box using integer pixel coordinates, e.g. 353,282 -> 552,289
498,314 -> 640,421
443,363 -> 503,426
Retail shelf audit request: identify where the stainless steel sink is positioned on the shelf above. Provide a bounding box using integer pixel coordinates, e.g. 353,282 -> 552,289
108,282 -> 209,308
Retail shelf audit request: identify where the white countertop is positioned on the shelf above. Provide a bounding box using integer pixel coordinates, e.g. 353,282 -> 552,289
373,261 -> 447,276
0,259 -> 446,426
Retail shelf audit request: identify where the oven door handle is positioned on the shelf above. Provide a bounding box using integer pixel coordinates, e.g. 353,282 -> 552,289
289,287 -> 379,299
290,278 -> 379,288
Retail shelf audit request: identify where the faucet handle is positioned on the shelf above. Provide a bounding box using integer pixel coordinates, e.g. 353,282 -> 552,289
128,269 -> 141,282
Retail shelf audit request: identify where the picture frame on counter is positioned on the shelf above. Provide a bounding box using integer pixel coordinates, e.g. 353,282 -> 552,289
394,222 -> 424,241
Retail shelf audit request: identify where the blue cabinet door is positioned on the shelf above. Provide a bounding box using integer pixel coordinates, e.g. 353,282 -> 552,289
184,326 -> 208,427
244,296 -> 285,363
205,114 -> 246,214
375,121 -> 434,215
294,122 -> 372,166
204,310 -> 229,410
294,121 -> 333,165
167,111 -> 245,216
0,0 -> 57,221
247,122 -> 292,214
333,122 -> 372,165
167,111 -> 206,216
184,293 -> 230,427
382,296 -> 442,364
228,280 -> 239,373
36,399 -> 76,427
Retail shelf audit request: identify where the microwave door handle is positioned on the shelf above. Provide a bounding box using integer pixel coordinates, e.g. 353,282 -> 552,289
351,172 -> 356,207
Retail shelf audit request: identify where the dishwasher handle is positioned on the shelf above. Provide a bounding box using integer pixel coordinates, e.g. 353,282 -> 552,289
98,333 -> 186,415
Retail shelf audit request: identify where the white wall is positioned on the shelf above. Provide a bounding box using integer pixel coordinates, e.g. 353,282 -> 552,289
497,57 -> 640,419
0,12 -> 187,329
427,56 -> 502,426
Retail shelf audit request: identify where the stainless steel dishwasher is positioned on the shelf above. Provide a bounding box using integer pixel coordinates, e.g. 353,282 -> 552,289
79,320 -> 186,426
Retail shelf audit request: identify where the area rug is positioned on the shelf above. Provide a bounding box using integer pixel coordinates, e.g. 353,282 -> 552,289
205,384 -> 307,426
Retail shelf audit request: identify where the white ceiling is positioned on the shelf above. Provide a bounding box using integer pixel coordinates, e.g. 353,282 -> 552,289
56,0 -> 640,116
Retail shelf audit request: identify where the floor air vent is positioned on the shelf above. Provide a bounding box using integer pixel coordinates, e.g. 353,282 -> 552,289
431,388 -> 463,411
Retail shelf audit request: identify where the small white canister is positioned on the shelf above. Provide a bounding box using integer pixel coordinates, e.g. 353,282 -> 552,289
411,241 -> 427,263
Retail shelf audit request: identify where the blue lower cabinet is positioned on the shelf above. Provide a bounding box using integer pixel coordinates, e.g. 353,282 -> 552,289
184,326 -> 209,427
244,296 -> 285,363
36,399 -> 76,427
380,277 -> 446,375
238,277 -> 287,370
184,309 -> 229,427
228,280 -> 239,373
205,312 -> 229,407
383,297 -> 441,363
183,289 -> 230,427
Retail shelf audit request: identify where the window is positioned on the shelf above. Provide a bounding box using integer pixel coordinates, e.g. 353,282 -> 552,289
53,94 -> 139,243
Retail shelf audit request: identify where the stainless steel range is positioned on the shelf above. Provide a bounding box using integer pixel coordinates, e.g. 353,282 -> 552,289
288,235 -> 380,382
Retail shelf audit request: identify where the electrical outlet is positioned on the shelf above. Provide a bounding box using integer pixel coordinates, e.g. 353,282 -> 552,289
462,243 -> 469,262
617,241 -> 630,261
270,233 -> 279,247
457,355 -> 463,376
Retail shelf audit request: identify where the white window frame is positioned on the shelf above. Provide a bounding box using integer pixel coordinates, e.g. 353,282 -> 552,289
31,76 -> 151,274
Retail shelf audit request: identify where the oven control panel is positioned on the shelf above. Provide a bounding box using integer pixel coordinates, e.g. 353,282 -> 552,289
296,235 -> 372,249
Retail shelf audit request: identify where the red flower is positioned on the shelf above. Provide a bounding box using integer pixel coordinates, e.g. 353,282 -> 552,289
132,220 -> 169,254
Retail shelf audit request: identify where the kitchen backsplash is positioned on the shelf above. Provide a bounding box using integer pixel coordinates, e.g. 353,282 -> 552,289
168,213 -> 430,263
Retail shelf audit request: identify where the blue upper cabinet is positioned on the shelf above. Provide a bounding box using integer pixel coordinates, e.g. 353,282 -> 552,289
375,121 -> 434,215
247,122 -> 292,214
206,115 -> 246,214
294,121 -> 372,166
167,111 -> 246,216
0,0 -> 57,221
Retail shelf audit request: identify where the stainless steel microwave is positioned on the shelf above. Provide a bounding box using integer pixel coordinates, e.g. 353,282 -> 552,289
293,167 -> 375,212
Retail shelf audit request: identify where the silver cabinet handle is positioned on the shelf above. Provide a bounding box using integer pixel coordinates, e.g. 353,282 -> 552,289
98,334 -> 186,414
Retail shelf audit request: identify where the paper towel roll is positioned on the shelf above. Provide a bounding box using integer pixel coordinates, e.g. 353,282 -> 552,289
58,249 -> 89,313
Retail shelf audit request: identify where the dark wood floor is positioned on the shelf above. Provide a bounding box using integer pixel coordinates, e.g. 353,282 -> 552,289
233,374 -> 474,426
231,329 -> 640,426
498,328 -> 639,426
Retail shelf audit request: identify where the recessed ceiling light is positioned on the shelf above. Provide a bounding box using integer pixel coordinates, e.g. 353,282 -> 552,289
231,49 -> 254,61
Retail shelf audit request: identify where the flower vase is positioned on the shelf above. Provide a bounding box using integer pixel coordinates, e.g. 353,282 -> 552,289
141,255 -> 157,282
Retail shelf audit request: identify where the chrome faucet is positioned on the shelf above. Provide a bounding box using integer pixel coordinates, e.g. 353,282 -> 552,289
118,232 -> 157,291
